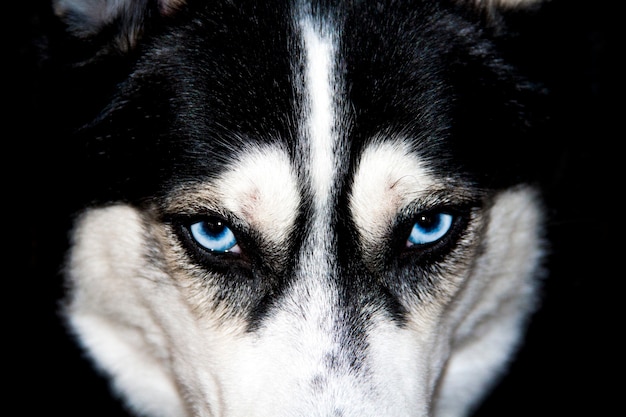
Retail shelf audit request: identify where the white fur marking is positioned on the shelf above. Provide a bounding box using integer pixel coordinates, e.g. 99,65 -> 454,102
67,206 -> 187,417
301,20 -> 338,207
166,144 -> 300,250
350,140 -> 436,249
218,145 -> 300,247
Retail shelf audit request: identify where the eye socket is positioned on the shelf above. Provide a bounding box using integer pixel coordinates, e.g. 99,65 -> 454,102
406,212 -> 454,247
189,217 -> 241,254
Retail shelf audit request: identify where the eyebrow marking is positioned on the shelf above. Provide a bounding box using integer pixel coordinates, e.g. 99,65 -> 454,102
166,144 -> 300,250
349,140 -> 436,249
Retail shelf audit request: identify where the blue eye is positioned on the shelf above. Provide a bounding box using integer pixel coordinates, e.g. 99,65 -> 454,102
407,212 -> 454,247
189,218 -> 240,254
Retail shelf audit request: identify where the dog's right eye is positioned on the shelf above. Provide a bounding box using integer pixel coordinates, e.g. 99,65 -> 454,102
188,218 -> 241,254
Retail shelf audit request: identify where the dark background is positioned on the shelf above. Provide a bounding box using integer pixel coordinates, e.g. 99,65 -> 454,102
10,0 -> 618,415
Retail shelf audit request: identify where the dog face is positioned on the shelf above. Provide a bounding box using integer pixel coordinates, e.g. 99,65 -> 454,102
54,1 -> 546,416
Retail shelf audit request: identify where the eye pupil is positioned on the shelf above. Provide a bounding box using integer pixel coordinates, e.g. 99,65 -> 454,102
202,220 -> 226,235
417,215 -> 436,231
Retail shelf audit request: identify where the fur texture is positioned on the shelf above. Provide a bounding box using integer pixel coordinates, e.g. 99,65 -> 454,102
53,1 -> 548,416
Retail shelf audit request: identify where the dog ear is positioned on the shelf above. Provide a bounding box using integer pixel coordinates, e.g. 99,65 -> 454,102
458,0 -> 546,30
465,0 -> 544,7
482,0 -> 543,6
467,0 -> 546,13
53,0 -> 186,52
460,0 -> 546,16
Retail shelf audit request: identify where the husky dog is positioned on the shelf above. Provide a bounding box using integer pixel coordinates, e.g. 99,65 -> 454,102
52,0 -> 549,416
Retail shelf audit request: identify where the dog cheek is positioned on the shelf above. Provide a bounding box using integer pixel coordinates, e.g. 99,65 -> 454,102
63,204 -> 189,417
64,204 -> 257,417
432,186 -> 546,415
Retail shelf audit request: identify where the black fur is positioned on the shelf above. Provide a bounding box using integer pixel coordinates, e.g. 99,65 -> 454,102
48,0 -> 547,208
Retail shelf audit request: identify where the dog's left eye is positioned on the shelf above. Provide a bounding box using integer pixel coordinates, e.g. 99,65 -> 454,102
406,212 -> 454,247
189,218 -> 241,254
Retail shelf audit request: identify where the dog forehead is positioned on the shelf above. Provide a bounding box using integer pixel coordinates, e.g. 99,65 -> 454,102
164,16 -> 446,249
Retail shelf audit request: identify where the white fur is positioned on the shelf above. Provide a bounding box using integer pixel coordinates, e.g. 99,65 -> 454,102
300,18 -> 340,209
432,189 -> 544,416
350,140 -> 437,258
66,206 -> 188,417
165,144 -> 300,254
67,169 -> 543,417
217,144 -> 300,248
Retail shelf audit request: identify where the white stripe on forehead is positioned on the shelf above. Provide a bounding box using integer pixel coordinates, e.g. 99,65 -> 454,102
295,15 -> 343,297
300,18 -> 339,209
273,17 -> 344,375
